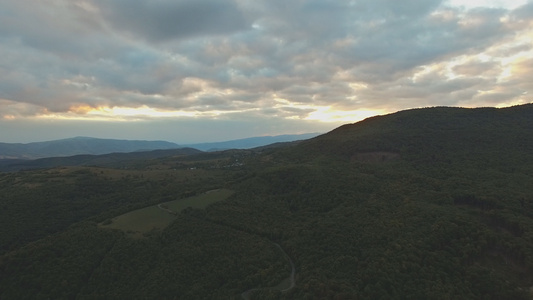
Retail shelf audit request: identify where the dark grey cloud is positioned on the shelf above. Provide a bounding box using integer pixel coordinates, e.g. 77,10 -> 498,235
95,0 -> 249,42
512,2 -> 533,20
0,1 -> 108,58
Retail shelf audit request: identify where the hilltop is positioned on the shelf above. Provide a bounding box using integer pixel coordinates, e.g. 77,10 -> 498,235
1,104 -> 533,299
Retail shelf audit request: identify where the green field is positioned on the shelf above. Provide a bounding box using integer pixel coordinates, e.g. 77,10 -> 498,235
101,189 -> 234,237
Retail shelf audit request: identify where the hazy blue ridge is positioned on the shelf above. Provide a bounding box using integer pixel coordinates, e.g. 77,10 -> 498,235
0,133 -> 321,159
185,133 -> 321,151
0,137 -> 181,159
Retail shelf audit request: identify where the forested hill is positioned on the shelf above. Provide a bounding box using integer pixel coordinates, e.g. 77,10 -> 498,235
291,104 -> 533,162
1,104 -> 533,299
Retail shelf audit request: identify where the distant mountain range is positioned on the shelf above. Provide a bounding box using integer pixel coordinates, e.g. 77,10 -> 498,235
0,133 -> 321,160
183,133 -> 320,151
0,137 -> 179,160
0,148 -> 203,172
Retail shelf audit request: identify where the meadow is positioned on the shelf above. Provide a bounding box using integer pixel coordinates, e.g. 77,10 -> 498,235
101,188 -> 234,237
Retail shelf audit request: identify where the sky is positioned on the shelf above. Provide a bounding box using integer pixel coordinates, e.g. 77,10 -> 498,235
1,0 -> 532,143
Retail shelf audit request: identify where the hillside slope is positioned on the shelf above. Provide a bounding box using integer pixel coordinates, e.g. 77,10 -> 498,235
186,133 -> 320,151
294,105 -> 533,162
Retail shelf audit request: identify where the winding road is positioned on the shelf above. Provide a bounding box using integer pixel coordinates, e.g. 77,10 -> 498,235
241,242 -> 296,299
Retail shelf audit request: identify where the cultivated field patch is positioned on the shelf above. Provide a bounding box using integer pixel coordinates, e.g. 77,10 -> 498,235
101,189 -> 234,237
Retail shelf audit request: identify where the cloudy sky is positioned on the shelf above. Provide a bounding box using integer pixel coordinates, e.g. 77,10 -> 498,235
1,0 -> 532,143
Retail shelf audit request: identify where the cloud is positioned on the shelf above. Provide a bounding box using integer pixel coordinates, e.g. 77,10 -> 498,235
95,0 -> 250,42
452,60 -> 501,76
512,1 -> 533,20
0,0 -> 532,142
0,1 -> 108,57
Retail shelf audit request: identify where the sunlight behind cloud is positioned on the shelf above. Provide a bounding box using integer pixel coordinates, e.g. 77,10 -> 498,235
272,96 -> 383,123
85,106 -> 205,120
35,105 -> 200,122
90,106 -> 196,118
306,107 -> 384,123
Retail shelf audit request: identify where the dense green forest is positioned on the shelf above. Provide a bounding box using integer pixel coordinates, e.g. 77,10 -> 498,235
1,104 -> 533,299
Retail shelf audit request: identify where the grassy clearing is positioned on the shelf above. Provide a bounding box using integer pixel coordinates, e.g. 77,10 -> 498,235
101,189 -> 234,237
165,188 -> 234,211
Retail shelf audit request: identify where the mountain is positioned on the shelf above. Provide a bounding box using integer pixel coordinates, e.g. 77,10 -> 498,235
1,104 -> 533,299
186,133 -> 321,151
0,136 -> 181,159
0,134 -> 319,172
0,148 -> 202,172
293,104 -> 533,162
0,133 -> 321,160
